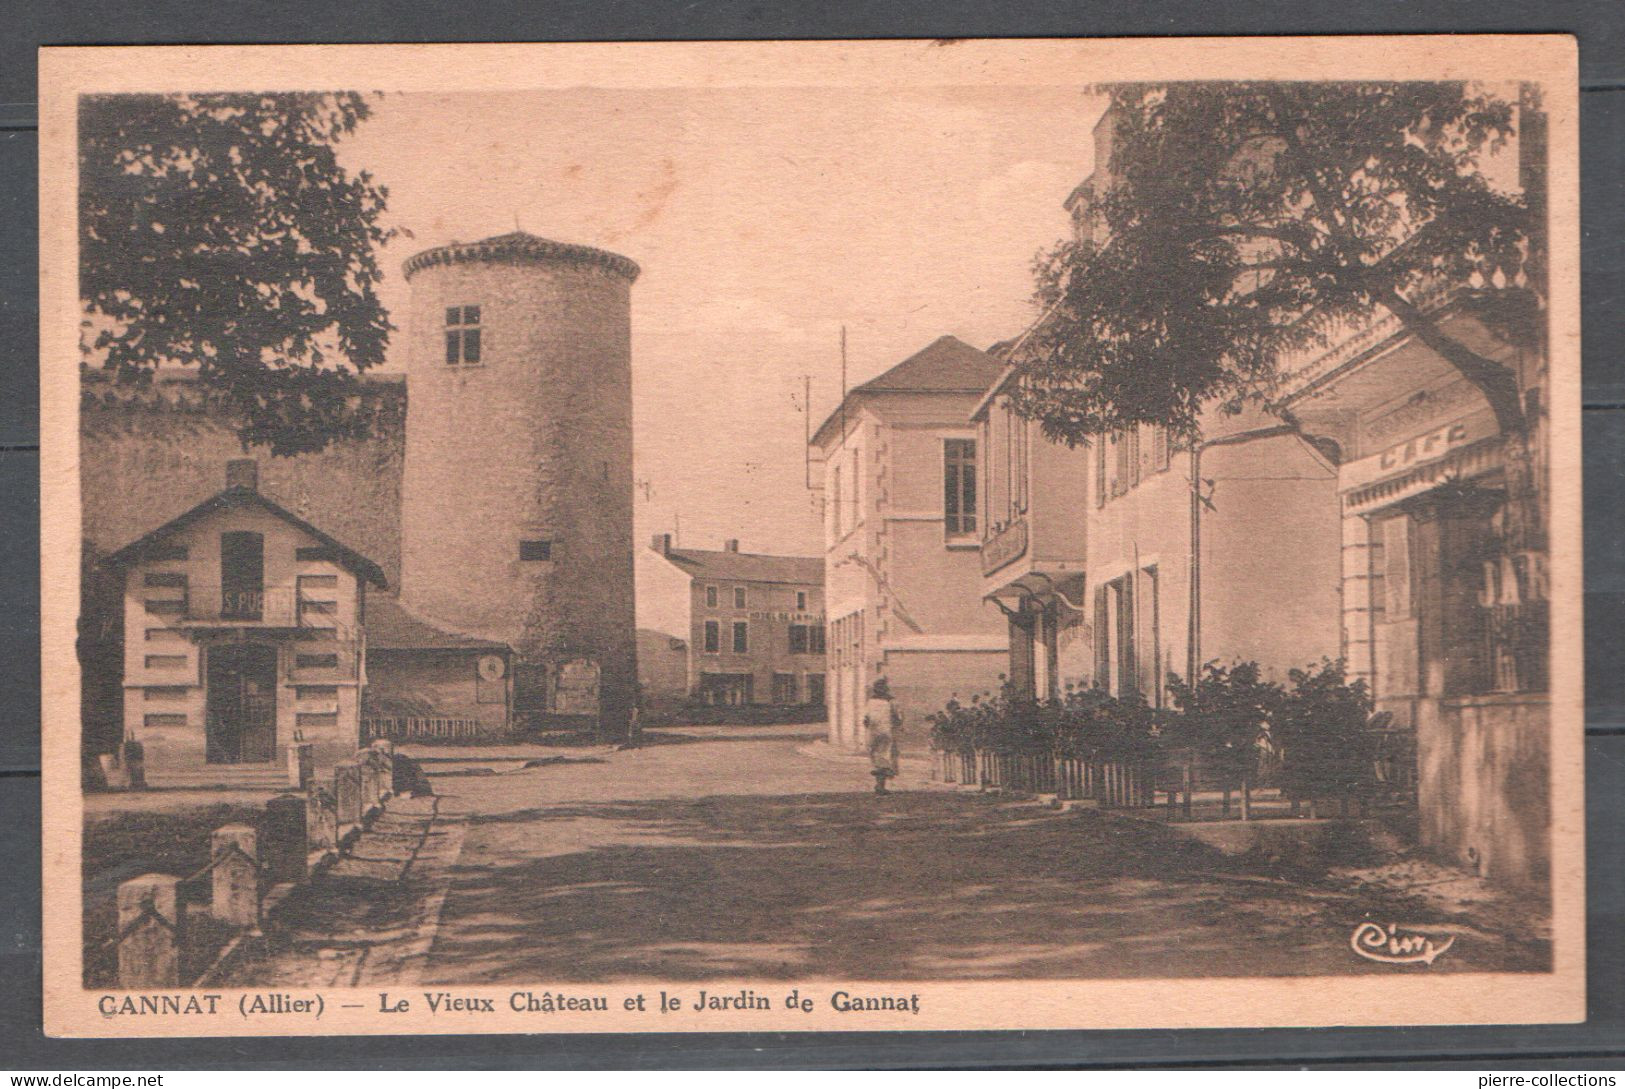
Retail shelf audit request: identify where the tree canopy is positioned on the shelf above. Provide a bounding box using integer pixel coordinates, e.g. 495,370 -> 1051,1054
79,92 -> 395,455
1010,82 -> 1541,444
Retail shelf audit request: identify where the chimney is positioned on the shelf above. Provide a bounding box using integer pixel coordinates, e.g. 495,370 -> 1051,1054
650,533 -> 672,556
723,539 -> 740,553
226,458 -> 259,492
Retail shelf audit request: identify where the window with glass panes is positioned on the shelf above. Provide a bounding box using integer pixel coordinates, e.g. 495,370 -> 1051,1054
944,438 -> 977,538
445,305 -> 482,365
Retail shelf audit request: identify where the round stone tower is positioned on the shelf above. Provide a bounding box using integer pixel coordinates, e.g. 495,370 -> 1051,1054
399,231 -> 640,738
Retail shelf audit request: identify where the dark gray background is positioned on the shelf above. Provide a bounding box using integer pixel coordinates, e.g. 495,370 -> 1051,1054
1,1 -> 1620,1068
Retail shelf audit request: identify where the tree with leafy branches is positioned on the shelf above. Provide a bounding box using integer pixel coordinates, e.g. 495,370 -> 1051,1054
79,92 -> 396,455
1011,81 -> 1547,687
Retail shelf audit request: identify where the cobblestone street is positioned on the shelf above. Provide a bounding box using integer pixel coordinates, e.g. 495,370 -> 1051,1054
223,723 -> 1550,987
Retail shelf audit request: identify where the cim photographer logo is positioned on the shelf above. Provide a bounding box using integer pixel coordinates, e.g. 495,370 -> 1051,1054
1350,921 -> 1457,965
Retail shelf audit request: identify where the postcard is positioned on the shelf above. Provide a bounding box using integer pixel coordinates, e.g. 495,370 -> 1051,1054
38,36 -> 1583,1036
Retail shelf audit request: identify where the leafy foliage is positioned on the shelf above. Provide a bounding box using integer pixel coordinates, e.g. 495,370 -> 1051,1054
1270,659 -> 1377,802
80,92 -> 395,455
1012,82 -> 1537,442
1165,660 -> 1282,782
928,660 -> 1381,803
927,684 -> 1161,763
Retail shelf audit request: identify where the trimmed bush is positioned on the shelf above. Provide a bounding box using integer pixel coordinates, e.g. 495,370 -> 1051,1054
1165,661 -> 1282,787
927,685 -> 1161,764
1271,660 -> 1377,804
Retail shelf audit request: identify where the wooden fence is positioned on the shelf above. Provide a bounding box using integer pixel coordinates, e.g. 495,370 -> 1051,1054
101,742 -> 398,989
935,724 -> 1419,820
934,748 -> 1156,809
362,716 -> 484,742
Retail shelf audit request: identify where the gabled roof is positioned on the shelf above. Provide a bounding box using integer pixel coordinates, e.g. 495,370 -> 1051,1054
104,485 -> 388,588
812,335 -> 1003,445
366,594 -> 506,652
654,547 -> 824,587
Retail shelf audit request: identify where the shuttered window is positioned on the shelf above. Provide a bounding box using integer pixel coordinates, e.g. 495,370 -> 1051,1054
1151,425 -> 1171,472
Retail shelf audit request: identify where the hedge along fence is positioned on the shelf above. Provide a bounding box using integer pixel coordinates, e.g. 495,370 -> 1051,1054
99,742 -> 399,990
929,686 -> 1161,809
928,660 -> 1387,819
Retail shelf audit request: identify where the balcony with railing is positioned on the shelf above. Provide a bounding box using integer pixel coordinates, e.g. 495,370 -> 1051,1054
145,585 -> 341,630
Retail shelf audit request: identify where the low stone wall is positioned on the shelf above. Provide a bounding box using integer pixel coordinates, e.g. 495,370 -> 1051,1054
99,742 -> 400,989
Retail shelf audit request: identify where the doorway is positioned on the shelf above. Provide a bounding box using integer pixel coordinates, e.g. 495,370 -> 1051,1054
206,643 -> 278,763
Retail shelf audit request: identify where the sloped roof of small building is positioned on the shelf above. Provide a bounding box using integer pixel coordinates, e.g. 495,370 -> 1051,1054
812,335 -> 1003,445
366,595 -> 507,652
104,484 -> 387,588
655,547 -> 824,587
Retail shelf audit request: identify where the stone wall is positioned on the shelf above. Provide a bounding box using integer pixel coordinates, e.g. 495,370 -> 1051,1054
78,374 -> 404,755
399,247 -> 638,738
80,374 -> 406,582
1417,693 -> 1551,890
364,650 -> 510,735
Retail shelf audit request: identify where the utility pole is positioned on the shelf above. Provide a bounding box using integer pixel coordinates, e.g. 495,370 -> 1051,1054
803,374 -> 813,490
840,325 -> 848,443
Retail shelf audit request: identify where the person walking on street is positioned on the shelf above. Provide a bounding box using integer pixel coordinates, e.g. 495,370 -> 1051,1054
865,678 -> 902,795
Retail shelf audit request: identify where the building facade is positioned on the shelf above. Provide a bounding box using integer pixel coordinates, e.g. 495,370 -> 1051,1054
811,336 -> 1009,751
977,368 -> 1344,705
973,93 -> 1551,891
973,370 -> 1092,698
979,145 -> 1344,706
105,460 -> 386,787
1286,298 -> 1550,887
646,536 -> 826,708
398,232 -> 641,738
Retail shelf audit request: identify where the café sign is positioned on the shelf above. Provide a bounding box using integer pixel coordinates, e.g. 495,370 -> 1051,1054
1341,411 -> 1498,493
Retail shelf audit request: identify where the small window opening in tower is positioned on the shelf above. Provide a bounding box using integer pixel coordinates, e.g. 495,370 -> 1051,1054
519,539 -> 552,562
445,305 -> 482,365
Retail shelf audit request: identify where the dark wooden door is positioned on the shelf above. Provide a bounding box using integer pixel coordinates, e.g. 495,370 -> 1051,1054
206,643 -> 278,763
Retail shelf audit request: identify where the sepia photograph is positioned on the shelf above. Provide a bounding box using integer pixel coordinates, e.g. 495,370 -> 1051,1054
36,37 -> 1584,1036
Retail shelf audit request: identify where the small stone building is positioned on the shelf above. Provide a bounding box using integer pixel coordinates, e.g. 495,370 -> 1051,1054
362,595 -> 512,741
104,460 -> 386,787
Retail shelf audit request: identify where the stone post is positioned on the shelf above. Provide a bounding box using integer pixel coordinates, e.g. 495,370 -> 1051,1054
261,794 -> 307,882
306,784 -> 337,857
210,825 -> 260,928
287,741 -> 315,789
97,751 -> 130,791
369,740 -> 396,799
117,874 -> 183,988
123,739 -> 146,790
334,762 -> 364,829
357,752 -> 382,810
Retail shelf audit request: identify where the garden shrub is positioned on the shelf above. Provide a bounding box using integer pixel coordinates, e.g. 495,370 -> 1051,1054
1271,659 -> 1377,803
